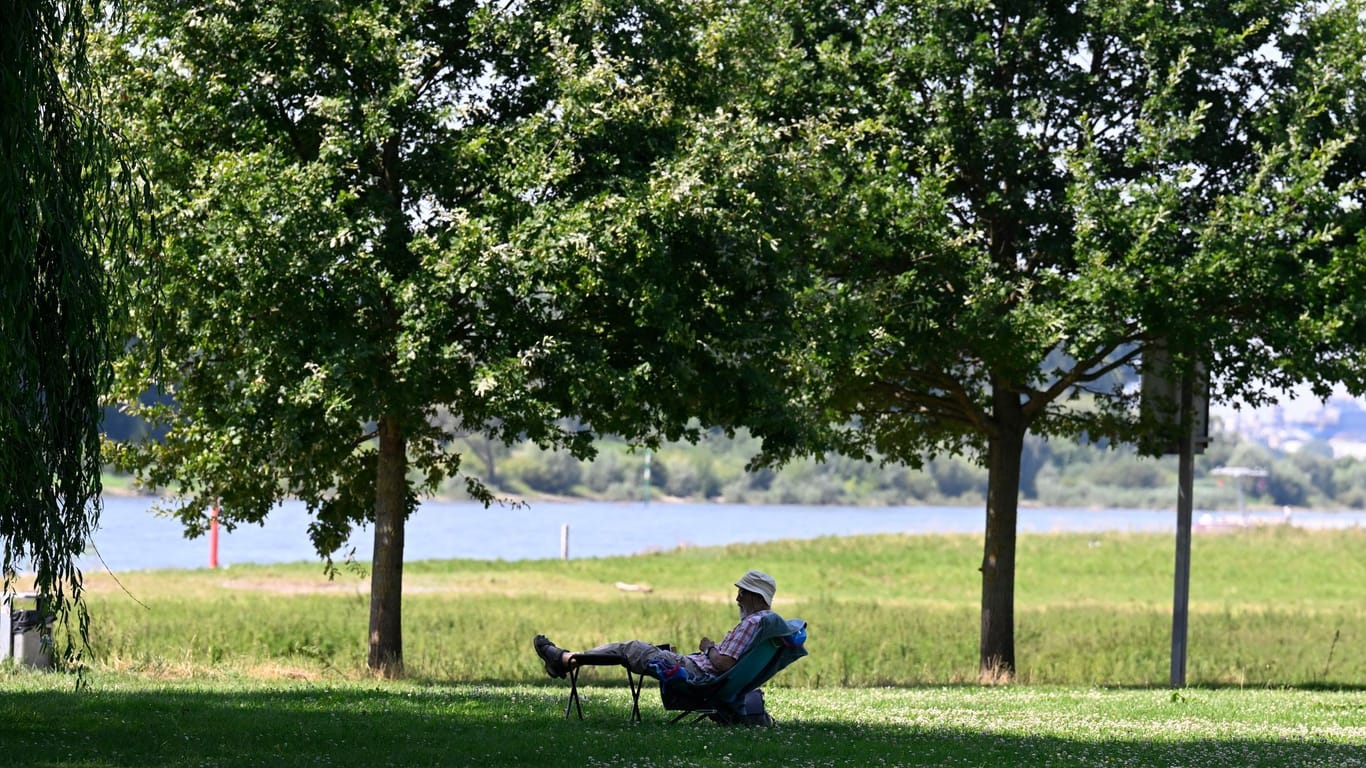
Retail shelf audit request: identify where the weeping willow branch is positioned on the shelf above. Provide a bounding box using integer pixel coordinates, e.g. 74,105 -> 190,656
1,0 -> 141,672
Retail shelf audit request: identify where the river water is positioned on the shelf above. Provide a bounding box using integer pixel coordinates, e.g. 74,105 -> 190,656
77,496 -> 1366,573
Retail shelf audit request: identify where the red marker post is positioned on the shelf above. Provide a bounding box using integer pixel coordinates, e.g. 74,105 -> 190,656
209,503 -> 220,569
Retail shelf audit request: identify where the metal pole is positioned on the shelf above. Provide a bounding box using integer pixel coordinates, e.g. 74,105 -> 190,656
561,524 -> 570,561
643,450 -> 652,505
0,592 -> 11,661
1171,372 -> 1195,688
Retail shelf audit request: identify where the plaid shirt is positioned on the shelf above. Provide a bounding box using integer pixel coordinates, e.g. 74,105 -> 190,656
693,610 -> 772,675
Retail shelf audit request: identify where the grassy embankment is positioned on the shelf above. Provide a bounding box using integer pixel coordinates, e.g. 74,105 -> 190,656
67,526 -> 1364,686
2,527 -> 1362,767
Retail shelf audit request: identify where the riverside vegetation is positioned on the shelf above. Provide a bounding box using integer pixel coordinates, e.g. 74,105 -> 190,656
433,428 -> 1366,512
2,528 -> 1363,766
103,420 -> 1366,512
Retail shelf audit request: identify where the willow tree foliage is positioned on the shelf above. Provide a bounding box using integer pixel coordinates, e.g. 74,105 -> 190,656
1,0 -> 134,666
726,0 -> 1366,678
100,0 -> 803,676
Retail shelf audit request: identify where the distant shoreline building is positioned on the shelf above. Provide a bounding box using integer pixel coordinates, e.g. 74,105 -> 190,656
1213,394 -> 1366,459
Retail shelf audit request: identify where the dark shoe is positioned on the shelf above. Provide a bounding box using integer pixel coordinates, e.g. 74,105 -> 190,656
534,634 -> 568,679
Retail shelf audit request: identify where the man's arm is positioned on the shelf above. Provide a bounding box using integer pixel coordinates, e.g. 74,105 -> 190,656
699,636 -> 738,673
705,644 -> 738,673
709,613 -> 766,672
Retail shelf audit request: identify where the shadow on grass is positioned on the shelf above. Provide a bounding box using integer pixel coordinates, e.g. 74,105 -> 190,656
444,673 -> 1366,694
0,683 -> 1360,768
1075,681 -> 1366,693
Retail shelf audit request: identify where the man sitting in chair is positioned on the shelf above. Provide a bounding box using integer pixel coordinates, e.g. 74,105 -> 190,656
534,569 -> 777,682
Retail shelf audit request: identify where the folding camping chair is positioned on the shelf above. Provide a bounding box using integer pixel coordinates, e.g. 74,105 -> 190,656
656,613 -> 808,725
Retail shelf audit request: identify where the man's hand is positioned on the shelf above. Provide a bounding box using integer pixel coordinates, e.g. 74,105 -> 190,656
699,637 -> 715,653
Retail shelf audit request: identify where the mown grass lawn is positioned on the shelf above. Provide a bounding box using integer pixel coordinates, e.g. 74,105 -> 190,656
0,671 -> 1362,767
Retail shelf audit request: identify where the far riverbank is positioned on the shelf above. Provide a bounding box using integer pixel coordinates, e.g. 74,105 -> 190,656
84,495 -> 1366,573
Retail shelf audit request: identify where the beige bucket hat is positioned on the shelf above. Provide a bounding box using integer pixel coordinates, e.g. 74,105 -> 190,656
735,569 -> 777,605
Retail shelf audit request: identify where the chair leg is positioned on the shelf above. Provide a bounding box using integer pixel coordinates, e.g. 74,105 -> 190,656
667,708 -> 715,725
626,669 -> 644,723
565,666 -> 585,720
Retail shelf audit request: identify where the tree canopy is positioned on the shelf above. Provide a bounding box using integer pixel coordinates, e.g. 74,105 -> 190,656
730,0 -> 1366,677
99,0 -> 805,675
98,0 -> 1366,682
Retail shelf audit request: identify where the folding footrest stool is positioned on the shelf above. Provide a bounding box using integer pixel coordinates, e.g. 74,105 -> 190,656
563,644 -> 671,722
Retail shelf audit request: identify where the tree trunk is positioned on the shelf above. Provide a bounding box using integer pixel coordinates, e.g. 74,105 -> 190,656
368,415 -> 407,677
979,391 -> 1026,682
